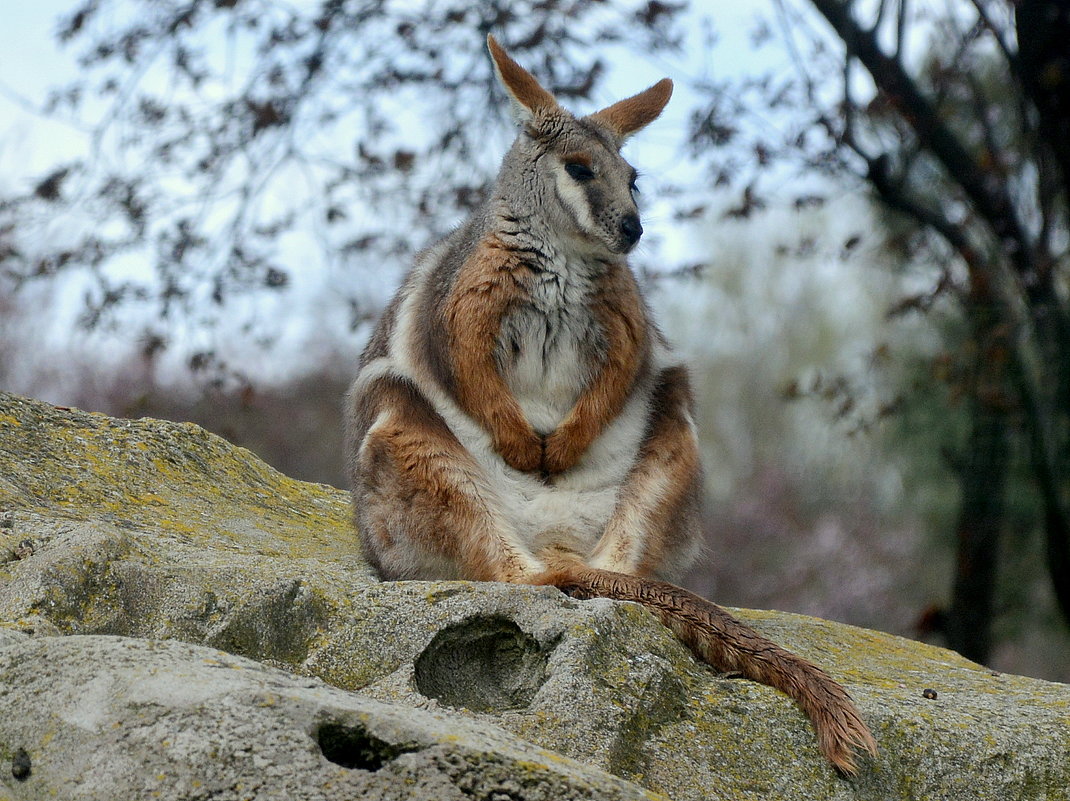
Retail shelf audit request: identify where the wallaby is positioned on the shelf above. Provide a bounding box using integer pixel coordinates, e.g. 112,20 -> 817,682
345,34 -> 877,774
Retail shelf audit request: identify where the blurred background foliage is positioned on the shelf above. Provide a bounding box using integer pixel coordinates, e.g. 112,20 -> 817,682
1,0 -> 1067,680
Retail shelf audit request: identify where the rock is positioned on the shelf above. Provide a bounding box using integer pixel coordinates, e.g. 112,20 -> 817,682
1,391 -> 1069,800
0,634 -> 657,801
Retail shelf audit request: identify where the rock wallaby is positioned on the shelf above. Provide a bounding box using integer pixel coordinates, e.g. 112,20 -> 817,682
345,34 -> 877,773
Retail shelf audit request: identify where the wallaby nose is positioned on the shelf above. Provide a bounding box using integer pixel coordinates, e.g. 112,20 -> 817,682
620,214 -> 643,246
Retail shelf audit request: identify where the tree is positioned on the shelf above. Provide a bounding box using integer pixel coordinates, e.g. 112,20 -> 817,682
727,0 -> 1070,663
0,0 -> 684,378
5,0 -> 1069,669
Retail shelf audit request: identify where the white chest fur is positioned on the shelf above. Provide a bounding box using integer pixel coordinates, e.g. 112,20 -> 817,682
380,243 -> 659,560
498,256 -> 601,434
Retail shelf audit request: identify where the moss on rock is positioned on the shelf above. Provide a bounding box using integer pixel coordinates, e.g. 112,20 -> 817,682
1,391 -> 1069,801
0,392 -> 360,562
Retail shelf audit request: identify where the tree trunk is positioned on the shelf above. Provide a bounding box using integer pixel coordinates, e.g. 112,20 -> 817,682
946,400 -> 1011,664
1016,0 -> 1070,200
945,303 -> 1013,665
1015,0 -> 1070,633
808,0 -> 1070,647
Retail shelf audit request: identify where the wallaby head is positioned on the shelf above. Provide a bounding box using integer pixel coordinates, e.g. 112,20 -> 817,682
487,35 -> 672,257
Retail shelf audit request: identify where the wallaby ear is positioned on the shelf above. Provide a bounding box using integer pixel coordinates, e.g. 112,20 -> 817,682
487,34 -> 558,125
587,78 -> 673,144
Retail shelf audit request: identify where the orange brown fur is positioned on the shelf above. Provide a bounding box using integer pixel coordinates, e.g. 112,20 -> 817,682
543,262 -> 649,474
535,553 -> 879,774
589,78 -> 674,140
486,35 -> 557,117
352,374 -> 537,582
443,236 -> 543,473
347,34 -> 877,778
596,366 -> 702,577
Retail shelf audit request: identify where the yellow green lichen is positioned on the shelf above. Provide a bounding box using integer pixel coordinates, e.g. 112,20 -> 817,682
3,391 -> 1069,801
0,393 -> 359,565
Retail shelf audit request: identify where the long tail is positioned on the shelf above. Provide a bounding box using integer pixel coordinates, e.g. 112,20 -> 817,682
536,562 -> 877,774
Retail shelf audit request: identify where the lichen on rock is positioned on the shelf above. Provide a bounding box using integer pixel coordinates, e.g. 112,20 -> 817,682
1,391 -> 1069,801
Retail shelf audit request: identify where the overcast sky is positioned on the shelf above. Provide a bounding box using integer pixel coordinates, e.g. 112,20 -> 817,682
0,1 -> 830,390
0,2 -> 789,191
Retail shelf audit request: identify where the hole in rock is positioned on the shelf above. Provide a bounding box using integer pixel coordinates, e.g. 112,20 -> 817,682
316,722 -> 417,771
414,615 -> 550,713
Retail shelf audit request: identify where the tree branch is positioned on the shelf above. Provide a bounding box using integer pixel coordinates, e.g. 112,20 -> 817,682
968,0 -> 1017,70
895,0 -> 908,60
843,98 -> 1070,631
808,0 -> 1034,271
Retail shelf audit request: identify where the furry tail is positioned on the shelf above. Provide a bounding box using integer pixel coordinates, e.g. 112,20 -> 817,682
536,561 -> 877,774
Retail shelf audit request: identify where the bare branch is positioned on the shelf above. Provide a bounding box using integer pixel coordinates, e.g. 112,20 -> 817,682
895,0 -> 908,60
863,151 -> 977,271
871,0 -> 890,36
808,0 -> 1034,273
772,0 -> 818,104
968,0 -> 1017,69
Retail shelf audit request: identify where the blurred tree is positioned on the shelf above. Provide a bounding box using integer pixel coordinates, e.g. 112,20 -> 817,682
664,198 -> 939,636
5,0 -> 1068,671
0,0 -> 684,379
709,0 -> 1070,663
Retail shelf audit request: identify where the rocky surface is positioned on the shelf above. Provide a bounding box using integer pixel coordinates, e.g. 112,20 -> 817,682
1,391 -> 1069,801
0,633 -> 657,801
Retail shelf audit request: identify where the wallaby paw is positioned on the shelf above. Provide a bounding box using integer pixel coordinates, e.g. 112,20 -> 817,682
542,429 -> 584,474
497,428 -> 543,473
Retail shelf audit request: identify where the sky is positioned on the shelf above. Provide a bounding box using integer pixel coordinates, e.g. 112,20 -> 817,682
0,3 -> 92,178
0,1 -> 788,199
0,0 -> 839,390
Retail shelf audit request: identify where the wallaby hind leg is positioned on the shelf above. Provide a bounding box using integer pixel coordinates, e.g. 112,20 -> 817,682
348,373 -> 540,583
589,365 -> 703,578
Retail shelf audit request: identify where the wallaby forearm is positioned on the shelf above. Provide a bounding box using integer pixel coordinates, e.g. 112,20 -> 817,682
544,264 -> 649,473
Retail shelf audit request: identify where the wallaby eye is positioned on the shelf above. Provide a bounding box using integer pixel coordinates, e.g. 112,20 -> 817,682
564,162 -> 595,181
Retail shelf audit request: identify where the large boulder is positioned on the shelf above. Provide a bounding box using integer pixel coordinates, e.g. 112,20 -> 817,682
1,391 -> 1068,800
0,631 -> 658,801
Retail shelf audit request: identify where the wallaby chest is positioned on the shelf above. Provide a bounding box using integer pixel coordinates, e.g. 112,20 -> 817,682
497,258 -> 602,434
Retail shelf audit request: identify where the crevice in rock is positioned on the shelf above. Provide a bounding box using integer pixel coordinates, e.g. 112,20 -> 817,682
207,578 -> 328,665
414,615 -> 551,713
315,721 -> 418,771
